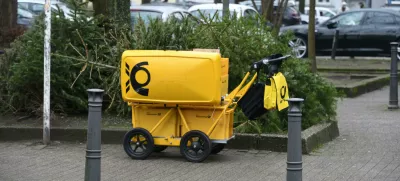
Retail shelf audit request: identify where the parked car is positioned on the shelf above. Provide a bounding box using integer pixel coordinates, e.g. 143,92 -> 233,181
300,14 -> 319,25
381,5 -> 400,13
239,0 -> 301,26
17,7 -> 35,27
18,0 -> 73,19
280,8 -> 400,59
130,5 -> 200,27
188,3 -> 259,20
302,7 -> 336,24
274,5 -> 301,26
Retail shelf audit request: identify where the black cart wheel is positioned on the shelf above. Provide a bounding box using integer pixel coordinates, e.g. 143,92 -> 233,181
180,130 -> 212,163
123,128 -> 154,160
211,143 -> 225,154
153,146 -> 168,153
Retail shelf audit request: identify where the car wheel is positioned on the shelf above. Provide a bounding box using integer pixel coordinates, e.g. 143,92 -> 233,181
289,37 -> 308,59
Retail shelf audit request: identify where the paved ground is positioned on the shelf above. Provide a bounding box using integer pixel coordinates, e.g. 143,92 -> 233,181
0,85 -> 399,181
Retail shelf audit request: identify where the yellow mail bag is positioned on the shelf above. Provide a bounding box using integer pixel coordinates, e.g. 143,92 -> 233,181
264,78 -> 277,110
272,72 -> 289,111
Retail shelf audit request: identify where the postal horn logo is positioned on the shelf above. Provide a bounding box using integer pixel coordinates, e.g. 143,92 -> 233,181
280,85 -> 287,103
125,61 -> 151,96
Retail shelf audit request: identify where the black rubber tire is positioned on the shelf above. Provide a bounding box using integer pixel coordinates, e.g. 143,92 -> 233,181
211,144 -> 225,154
180,130 -> 212,163
153,146 -> 168,153
123,128 -> 154,160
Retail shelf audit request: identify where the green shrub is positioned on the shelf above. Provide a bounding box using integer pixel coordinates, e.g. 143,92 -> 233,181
0,3 -> 340,133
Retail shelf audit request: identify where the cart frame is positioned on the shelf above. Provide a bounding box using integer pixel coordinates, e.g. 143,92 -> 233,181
121,52 -> 290,163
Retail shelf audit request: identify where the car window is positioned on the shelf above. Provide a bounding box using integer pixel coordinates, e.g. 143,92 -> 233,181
364,12 -> 396,25
31,3 -> 45,14
321,10 -> 334,17
168,12 -> 184,22
189,9 -> 238,20
130,10 -> 163,26
18,8 -> 33,18
329,11 -> 364,27
18,3 -> 30,11
284,7 -> 299,17
244,9 -> 258,18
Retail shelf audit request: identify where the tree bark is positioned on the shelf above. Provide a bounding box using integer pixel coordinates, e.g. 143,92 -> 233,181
299,0 -> 305,14
308,0 -> 317,73
273,0 -> 288,36
91,0 -> 130,26
92,0 -> 108,17
0,0 -> 17,28
261,0 -> 274,22
0,0 -> 18,47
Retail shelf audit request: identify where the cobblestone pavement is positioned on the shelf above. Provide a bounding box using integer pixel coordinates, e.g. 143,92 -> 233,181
0,85 -> 399,181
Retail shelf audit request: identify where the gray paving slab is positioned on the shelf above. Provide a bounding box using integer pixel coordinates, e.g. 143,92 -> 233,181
0,85 -> 399,181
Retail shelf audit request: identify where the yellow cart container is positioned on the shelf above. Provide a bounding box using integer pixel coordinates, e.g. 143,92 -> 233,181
120,50 -> 290,162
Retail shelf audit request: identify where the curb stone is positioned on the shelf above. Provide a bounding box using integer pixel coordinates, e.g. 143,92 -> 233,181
336,74 -> 399,98
226,121 -> 339,154
0,121 -> 339,154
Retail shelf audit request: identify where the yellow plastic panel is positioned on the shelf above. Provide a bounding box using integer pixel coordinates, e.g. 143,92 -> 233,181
179,108 -> 230,140
132,106 -> 177,138
221,58 -> 229,76
221,74 -> 228,97
121,50 -> 222,105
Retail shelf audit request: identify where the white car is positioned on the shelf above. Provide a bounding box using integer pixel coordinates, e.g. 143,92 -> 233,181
303,7 -> 336,24
18,0 -> 73,20
129,4 -> 204,28
188,3 -> 259,20
17,7 -> 35,27
300,14 -> 319,25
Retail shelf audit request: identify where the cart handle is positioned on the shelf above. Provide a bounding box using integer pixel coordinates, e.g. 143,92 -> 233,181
251,54 -> 291,71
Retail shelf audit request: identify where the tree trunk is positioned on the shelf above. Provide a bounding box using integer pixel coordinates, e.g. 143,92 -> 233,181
0,0 -> 17,28
116,0 -> 131,26
92,0 -> 108,17
308,0 -> 317,73
0,0 -> 18,47
261,0 -> 274,22
273,0 -> 288,36
299,0 -> 305,14
92,0 -> 130,26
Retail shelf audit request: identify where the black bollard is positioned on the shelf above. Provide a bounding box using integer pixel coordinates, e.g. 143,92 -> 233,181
388,42 -> 399,110
287,98 -> 304,181
331,30 -> 339,60
85,89 -> 104,181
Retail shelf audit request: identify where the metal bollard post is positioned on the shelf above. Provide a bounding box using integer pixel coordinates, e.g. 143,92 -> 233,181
287,98 -> 304,181
388,42 -> 399,110
331,29 -> 339,60
85,89 -> 104,181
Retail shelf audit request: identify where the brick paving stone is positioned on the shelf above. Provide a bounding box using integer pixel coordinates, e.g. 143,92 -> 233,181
0,85 -> 399,181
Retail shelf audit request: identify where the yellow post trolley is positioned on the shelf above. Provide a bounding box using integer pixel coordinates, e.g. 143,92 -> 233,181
120,50 -> 290,162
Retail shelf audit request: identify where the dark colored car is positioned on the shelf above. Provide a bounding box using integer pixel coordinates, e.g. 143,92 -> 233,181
280,8 -> 400,59
274,6 -> 301,26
